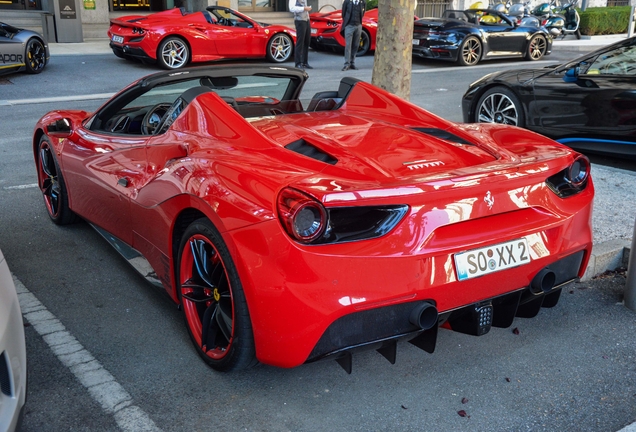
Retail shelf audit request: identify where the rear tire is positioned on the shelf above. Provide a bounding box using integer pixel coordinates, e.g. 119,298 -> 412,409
357,31 -> 370,56
456,36 -> 481,66
157,37 -> 189,69
24,38 -> 46,74
525,34 -> 547,61
177,218 -> 257,372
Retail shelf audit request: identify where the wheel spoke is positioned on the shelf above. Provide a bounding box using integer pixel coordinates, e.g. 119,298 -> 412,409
49,187 -> 59,215
200,303 -> 218,351
216,300 -> 233,342
181,280 -> 214,303
190,239 -> 216,287
40,147 -> 55,177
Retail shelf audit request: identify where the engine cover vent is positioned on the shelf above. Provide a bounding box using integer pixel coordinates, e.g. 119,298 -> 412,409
285,139 -> 338,165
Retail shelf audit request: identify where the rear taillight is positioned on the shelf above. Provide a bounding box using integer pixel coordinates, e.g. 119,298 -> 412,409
277,188 -> 327,243
567,155 -> 590,187
546,155 -> 591,198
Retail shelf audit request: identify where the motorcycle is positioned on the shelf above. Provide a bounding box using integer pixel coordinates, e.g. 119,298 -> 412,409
508,1 -> 541,27
532,0 -> 581,39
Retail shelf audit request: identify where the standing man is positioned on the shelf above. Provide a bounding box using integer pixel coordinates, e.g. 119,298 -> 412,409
289,0 -> 313,70
340,0 -> 365,71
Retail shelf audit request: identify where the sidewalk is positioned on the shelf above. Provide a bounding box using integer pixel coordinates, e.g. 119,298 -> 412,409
552,33 -> 630,51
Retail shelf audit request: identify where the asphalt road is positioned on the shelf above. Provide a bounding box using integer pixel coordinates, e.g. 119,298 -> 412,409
0,48 -> 635,432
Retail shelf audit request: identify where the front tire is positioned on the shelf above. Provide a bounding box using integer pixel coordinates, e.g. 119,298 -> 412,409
357,31 -> 370,56
157,37 -> 189,69
177,218 -> 257,372
25,38 -> 46,74
266,33 -> 293,63
474,86 -> 525,127
456,36 -> 482,66
36,136 -> 78,225
525,34 -> 547,61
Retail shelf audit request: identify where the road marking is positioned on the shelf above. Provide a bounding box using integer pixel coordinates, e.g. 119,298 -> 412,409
0,93 -> 115,106
412,60 -> 557,74
3,184 -> 38,190
13,275 -> 162,432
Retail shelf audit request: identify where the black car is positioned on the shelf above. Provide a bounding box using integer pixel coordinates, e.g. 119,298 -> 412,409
462,36 -> 636,157
412,9 -> 552,66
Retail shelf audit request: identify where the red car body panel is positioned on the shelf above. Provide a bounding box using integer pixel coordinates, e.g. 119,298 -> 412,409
33,67 -> 593,369
107,8 -> 295,63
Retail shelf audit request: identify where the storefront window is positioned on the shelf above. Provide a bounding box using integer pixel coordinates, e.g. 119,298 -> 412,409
0,0 -> 42,10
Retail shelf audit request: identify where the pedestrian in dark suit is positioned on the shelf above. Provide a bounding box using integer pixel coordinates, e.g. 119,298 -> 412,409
289,0 -> 313,70
340,0 -> 365,71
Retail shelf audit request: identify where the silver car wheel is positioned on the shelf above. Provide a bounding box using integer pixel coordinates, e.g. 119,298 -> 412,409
477,92 -> 519,126
267,34 -> 293,62
527,35 -> 547,61
160,38 -> 189,69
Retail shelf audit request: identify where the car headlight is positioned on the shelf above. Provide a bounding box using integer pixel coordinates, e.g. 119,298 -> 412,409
546,155 -> 590,198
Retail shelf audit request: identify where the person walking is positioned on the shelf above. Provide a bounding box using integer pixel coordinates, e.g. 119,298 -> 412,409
340,0 -> 365,71
289,0 -> 313,70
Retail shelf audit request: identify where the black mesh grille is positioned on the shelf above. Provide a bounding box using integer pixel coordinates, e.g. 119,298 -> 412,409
0,351 -> 12,396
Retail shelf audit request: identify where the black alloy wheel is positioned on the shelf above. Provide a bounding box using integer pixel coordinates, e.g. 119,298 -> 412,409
357,31 -> 370,56
25,38 -> 46,74
36,136 -> 78,225
177,218 -> 257,372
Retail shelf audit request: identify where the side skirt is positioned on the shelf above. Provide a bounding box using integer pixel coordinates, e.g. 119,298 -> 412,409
90,223 -> 164,289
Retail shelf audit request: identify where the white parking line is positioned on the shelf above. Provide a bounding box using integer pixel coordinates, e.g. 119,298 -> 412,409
13,275 -> 162,432
3,184 -> 38,190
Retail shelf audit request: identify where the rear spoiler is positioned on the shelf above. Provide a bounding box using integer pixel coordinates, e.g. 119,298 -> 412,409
109,16 -> 147,27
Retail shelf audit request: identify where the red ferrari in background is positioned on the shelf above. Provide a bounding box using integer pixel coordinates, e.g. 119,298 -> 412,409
310,7 -> 378,56
33,66 -> 593,373
107,6 -> 295,69
310,8 -> 418,56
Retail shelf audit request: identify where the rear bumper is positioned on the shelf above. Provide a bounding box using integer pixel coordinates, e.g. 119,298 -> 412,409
412,45 -> 458,61
311,35 -> 344,50
109,42 -> 153,61
229,189 -> 594,368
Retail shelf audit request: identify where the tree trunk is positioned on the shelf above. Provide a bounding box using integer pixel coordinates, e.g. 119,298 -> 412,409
371,0 -> 416,100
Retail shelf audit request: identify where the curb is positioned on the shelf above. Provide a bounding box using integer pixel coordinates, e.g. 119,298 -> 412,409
582,239 -> 631,282
619,423 -> 636,432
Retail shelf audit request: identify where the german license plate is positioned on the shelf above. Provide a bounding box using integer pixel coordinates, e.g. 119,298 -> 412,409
412,39 -> 419,45
311,28 -> 317,34
454,238 -> 531,281
112,35 -> 124,44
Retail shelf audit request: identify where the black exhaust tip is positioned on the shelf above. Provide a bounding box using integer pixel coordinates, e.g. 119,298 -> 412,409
531,268 -> 556,294
409,302 -> 438,330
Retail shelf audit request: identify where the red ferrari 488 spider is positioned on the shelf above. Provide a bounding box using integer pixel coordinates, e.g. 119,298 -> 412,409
33,66 -> 593,373
107,6 -> 296,69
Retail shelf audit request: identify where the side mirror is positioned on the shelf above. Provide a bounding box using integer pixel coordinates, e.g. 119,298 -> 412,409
562,66 -> 579,83
46,118 -> 73,138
